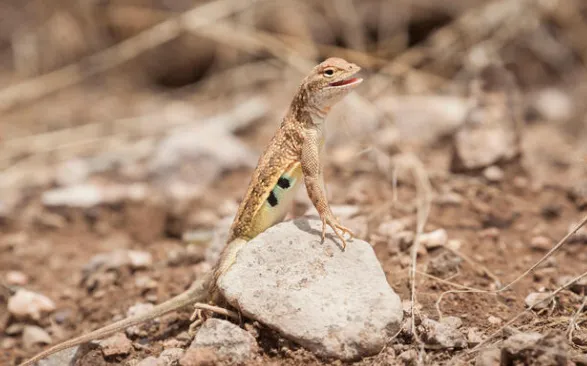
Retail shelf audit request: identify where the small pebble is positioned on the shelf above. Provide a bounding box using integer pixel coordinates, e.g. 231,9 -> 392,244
5,271 -> 28,286
128,250 -> 153,269
8,289 -> 56,321
99,333 -> 133,358
529,236 -> 552,251
467,327 -> 484,346
420,229 -> 448,249
524,292 -> 552,310
22,325 -> 52,349
483,165 -> 504,182
488,316 -> 502,325
5,323 -> 24,335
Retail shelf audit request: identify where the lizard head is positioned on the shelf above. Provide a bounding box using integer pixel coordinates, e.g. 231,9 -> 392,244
301,57 -> 363,113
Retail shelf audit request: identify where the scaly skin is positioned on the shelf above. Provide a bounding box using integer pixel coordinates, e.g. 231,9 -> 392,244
21,57 -> 363,366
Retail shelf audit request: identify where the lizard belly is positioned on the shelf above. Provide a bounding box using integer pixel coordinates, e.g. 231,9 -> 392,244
250,163 -> 303,237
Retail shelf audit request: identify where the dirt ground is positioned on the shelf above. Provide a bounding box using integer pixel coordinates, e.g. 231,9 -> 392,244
2,0 -> 587,365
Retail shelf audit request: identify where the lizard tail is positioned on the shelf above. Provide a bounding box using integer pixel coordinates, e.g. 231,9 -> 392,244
20,272 -> 213,366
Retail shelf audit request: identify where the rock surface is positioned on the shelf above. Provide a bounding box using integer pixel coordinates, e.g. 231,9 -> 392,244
419,317 -> 466,349
22,325 -> 52,349
36,346 -> 82,366
218,218 -> 403,361
98,332 -> 133,358
189,319 -> 257,364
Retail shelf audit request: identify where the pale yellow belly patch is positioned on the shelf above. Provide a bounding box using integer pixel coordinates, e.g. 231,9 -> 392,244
250,163 -> 303,237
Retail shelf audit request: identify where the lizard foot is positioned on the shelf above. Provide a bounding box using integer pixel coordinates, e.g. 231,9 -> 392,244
320,216 -> 355,250
188,302 -> 241,335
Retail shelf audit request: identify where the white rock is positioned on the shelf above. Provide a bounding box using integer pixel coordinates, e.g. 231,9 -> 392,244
420,229 -> 448,249
529,236 -> 551,251
501,332 -> 542,355
483,165 -> 505,182
42,183 -> 149,208
488,316 -> 502,325
531,88 -> 573,123
42,184 -> 102,208
22,325 -> 52,349
84,250 -> 152,274
375,96 -> 468,142
128,250 -> 153,269
420,318 -> 466,349
149,102 -> 262,184
190,319 -> 257,364
524,292 -> 552,310
467,327 -> 485,346
5,270 -> 28,286
8,289 -> 56,321
158,348 -> 184,364
218,218 -> 403,361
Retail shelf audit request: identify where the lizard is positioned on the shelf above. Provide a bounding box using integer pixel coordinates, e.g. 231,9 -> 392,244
20,57 -> 363,366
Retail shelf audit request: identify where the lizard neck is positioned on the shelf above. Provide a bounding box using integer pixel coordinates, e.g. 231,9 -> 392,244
288,86 -> 330,126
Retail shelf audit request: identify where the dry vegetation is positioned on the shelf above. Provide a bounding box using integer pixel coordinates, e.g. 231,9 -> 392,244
1,0 -> 587,365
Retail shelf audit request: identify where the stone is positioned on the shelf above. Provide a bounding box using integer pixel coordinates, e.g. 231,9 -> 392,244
483,166 -> 504,182
22,325 -> 52,349
529,236 -> 552,251
5,270 -> 29,286
487,316 -> 502,325
158,348 -> 184,364
420,229 -> 448,249
530,88 -> 573,123
190,319 -> 257,364
427,251 -> 462,277
125,303 -> 157,338
180,348 -> 217,366
8,289 -> 56,321
218,218 -> 403,361
398,349 -> 418,364
524,292 -> 552,311
36,346 -> 82,366
419,318 -> 466,349
99,332 -> 133,358
502,332 -> 542,354
467,327 -> 485,347
136,356 -> 161,366
127,250 -> 153,268
83,250 -> 152,275
475,348 -> 500,366
451,65 -> 521,172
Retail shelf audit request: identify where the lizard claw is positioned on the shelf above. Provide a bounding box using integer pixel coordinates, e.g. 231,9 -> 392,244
188,307 -> 208,335
321,215 -> 355,250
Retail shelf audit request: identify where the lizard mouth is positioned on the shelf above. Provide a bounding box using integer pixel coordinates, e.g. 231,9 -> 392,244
328,77 -> 363,87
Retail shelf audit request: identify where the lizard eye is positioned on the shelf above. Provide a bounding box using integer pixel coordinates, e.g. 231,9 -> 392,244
323,68 -> 335,77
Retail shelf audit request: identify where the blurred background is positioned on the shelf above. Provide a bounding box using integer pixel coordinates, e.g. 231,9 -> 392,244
1,0 -> 587,203
2,0 -> 587,363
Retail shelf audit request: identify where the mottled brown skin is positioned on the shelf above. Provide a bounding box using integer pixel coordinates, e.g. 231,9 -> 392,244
21,58 -> 363,366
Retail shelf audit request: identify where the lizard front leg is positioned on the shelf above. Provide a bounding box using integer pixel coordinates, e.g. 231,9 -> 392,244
301,128 -> 354,249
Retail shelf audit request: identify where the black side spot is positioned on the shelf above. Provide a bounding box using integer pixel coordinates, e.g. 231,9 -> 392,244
267,191 -> 278,207
277,177 -> 291,189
